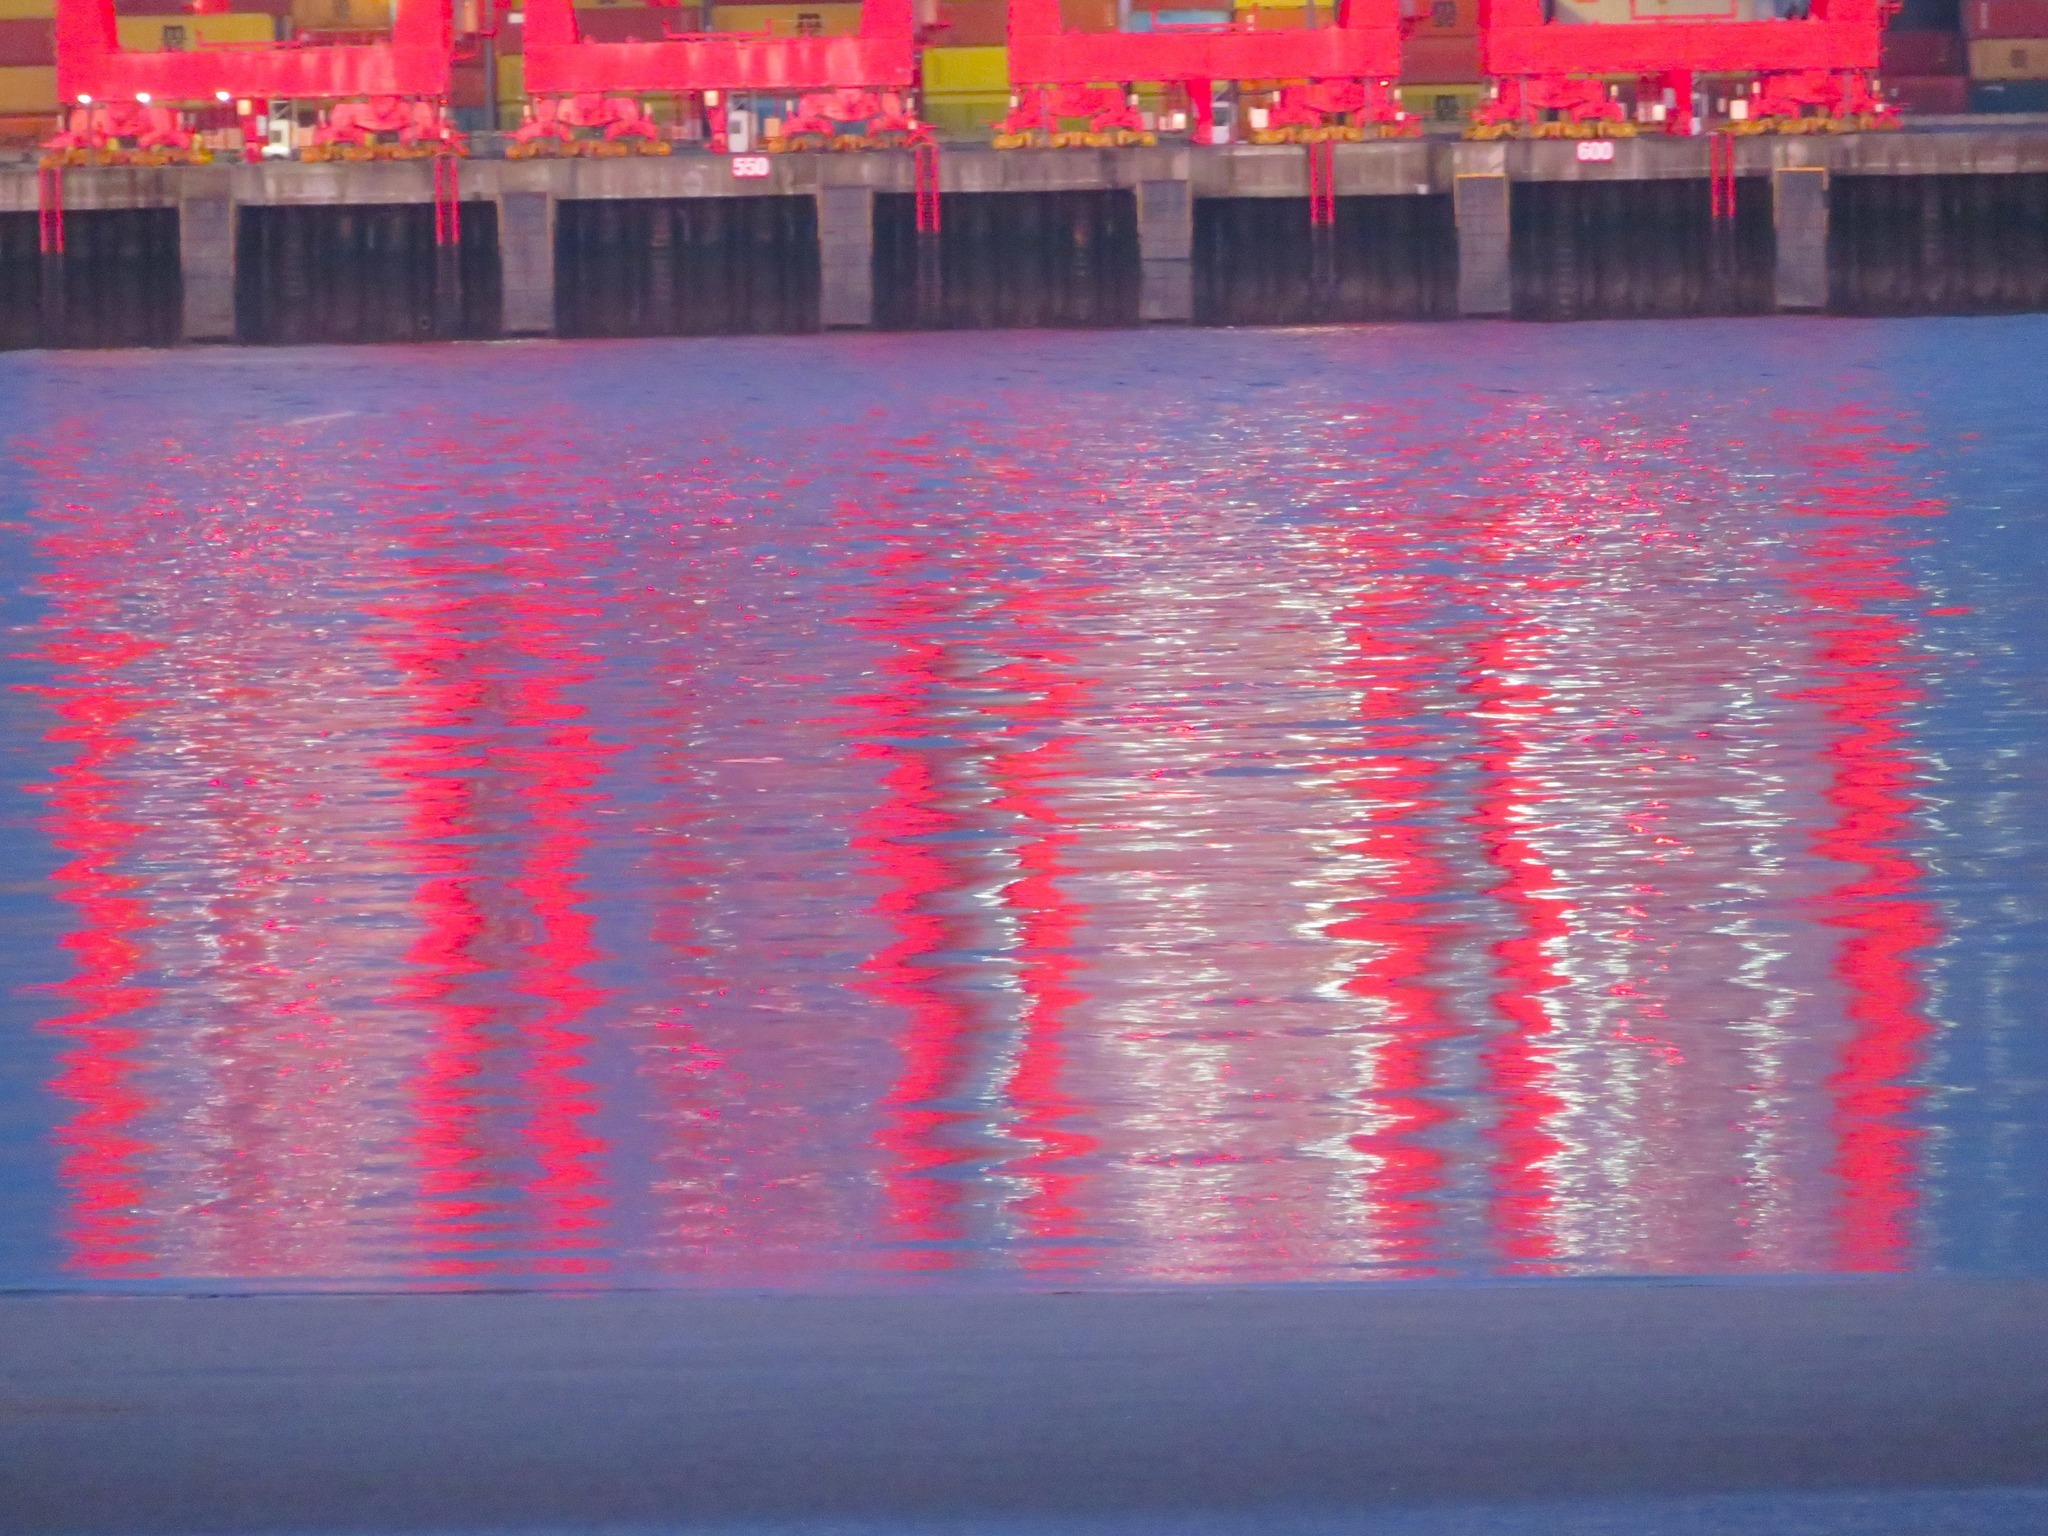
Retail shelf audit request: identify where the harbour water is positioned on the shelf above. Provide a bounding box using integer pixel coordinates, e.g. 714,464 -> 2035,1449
0,315 -> 2043,1291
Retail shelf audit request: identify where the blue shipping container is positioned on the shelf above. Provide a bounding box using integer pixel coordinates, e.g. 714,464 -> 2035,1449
1970,78 -> 2048,111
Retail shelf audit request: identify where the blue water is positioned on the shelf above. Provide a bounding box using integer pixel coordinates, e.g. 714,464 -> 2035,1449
0,315 -> 2042,1289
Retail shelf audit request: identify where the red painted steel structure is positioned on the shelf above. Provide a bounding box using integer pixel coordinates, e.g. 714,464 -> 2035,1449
518,0 -> 917,97
1475,0 -> 1893,133
998,0 -> 1408,143
1007,0 -> 1403,92
53,0 -> 451,104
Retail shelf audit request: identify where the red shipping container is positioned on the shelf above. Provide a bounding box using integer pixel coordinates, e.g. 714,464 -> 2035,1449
1963,0 -> 2048,35
574,6 -> 674,40
0,18 -> 51,66
450,60 -> 486,107
1889,73 -> 1969,109
1882,28 -> 1964,73
938,0 -> 1006,44
1402,30 -> 1479,81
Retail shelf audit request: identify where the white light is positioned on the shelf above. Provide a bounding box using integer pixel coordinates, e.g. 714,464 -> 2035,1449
137,91 -> 151,103
77,93 -> 92,104
217,90 -> 231,102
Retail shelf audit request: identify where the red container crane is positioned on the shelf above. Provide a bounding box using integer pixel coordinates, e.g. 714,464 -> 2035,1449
515,0 -> 927,155
997,0 -> 1411,146
1473,0 -> 1895,136
46,0 -> 458,162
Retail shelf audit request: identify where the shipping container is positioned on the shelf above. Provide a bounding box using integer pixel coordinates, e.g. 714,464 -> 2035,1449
0,62 -> 52,113
0,109 -> 51,140
1889,72 -> 1969,109
1229,2 -> 1310,27
1060,0 -> 1117,29
287,0 -> 392,26
924,42 -> 1007,91
119,0 -> 291,12
1963,0 -> 2048,34
1122,8 -> 1233,26
1398,80 -> 1482,120
1968,35 -> 2048,74
0,0 -> 49,19
1404,0 -> 1478,34
114,12 -> 279,51
1970,72 -> 2048,102
1883,27 -> 1965,72
0,16 -> 47,65
1402,31 -> 1479,81
1553,0 -> 1783,21
573,6 -> 673,38
695,2 -> 862,32
451,60 -> 485,108
936,0 -> 1006,44
922,92 -> 1006,135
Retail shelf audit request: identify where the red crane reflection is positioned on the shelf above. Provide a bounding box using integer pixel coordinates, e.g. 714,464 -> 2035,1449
1777,406 -> 1943,1272
11,369 -> 1949,1288
23,481 -> 163,1276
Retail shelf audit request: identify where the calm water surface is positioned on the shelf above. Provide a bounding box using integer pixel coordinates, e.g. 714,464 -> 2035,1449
0,317 -> 2043,1290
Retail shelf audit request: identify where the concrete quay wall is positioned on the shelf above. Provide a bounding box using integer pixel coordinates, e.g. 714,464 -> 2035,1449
5,125 -> 2048,342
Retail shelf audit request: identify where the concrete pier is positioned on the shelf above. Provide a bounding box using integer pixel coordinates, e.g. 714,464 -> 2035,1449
1453,169 -> 1512,317
1137,174 -> 1192,322
497,188 -> 555,337
4,122 -> 2048,343
175,166 -> 235,343
818,182 -> 875,329
1774,164 -> 1831,312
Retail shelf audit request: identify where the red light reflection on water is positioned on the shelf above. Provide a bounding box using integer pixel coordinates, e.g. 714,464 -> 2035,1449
21,502 -> 162,1274
1314,514 -> 1462,1276
12,368 -> 1949,1287
1779,409 -> 1943,1271
370,457 -> 620,1276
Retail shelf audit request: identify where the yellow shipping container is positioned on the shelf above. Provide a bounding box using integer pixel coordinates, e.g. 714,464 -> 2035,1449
497,51 -> 524,102
923,43 -> 1007,94
0,0 -> 50,19
290,0 -> 393,28
1970,36 -> 2048,77
923,91 -> 1005,136
1399,80 -> 1481,121
116,13 -> 279,50
0,62 -> 54,113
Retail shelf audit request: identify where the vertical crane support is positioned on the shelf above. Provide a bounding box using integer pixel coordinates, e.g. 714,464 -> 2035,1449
1710,130 -> 1736,219
36,162 -> 64,347
433,150 -> 462,245
432,149 -> 463,335
914,140 -> 941,235
913,138 -> 942,315
37,164 -> 64,256
1307,137 -> 1336,228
